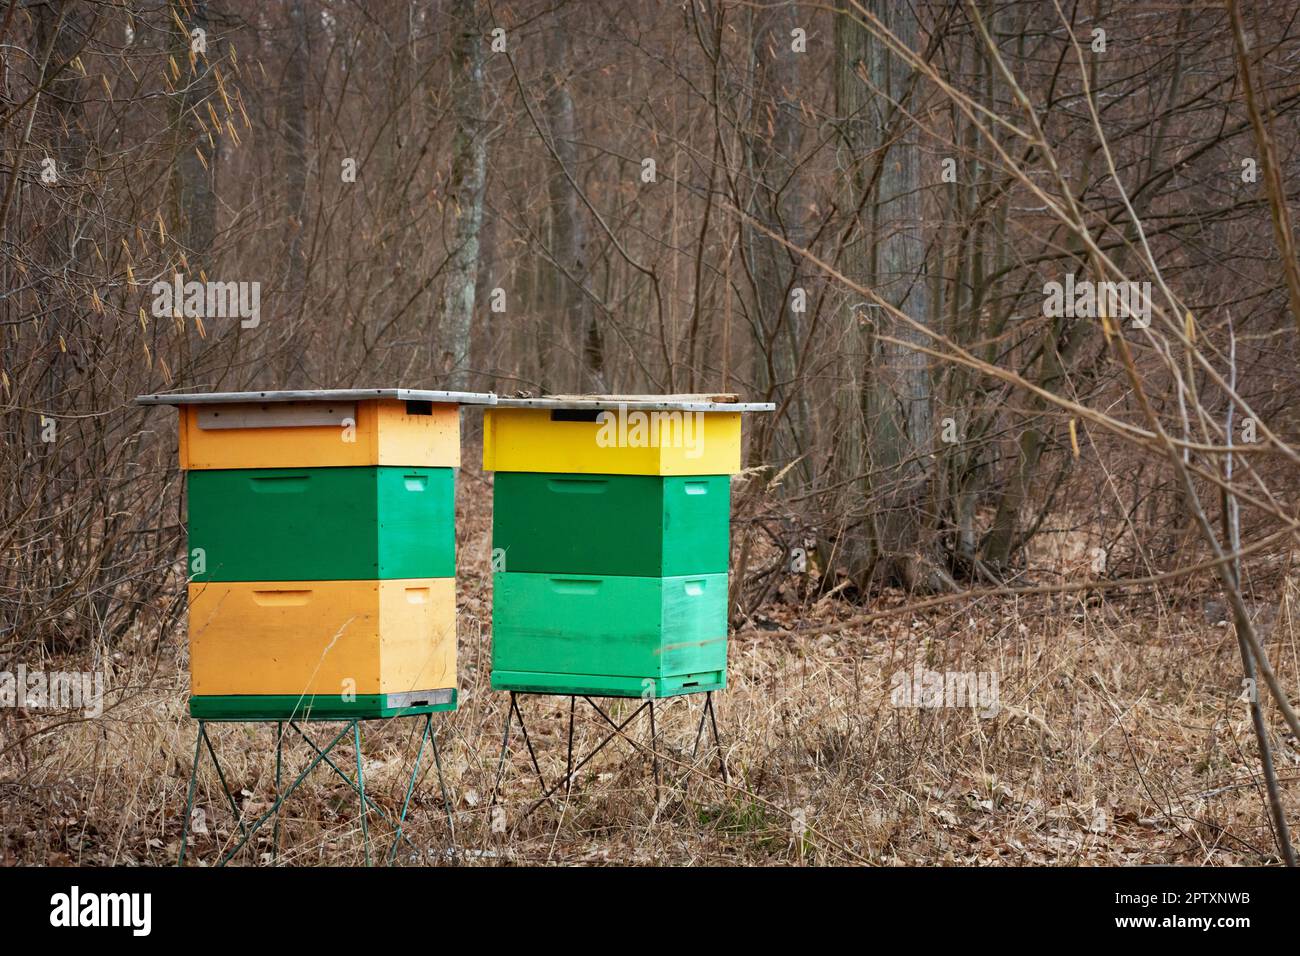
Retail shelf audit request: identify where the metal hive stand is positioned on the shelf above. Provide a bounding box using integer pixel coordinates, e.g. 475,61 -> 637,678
489,691 -> 728,818
177,713 -> 453,866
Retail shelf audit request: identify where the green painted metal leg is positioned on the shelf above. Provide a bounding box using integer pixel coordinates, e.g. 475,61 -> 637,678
354,721 -> 370,866
287,722 -> 419,854
201,725 -> 250,846
432,727 -> 455,848
272,722 -> 283,864
388,712 -> 431,865
217,722 -> 356,866
177,720 -> 205,866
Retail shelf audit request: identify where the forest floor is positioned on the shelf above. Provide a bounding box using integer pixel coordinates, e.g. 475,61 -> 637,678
3,463 -> 1298,866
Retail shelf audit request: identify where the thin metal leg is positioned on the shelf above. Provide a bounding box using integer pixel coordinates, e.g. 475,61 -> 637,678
648,699 -> 660,804
354,721 -> 370,866
565,696 -> 576,794
201,725 -> 250,846
177,720 -> 205,866
522,700 -> 650,819
512,695 -> 547,792
388,712 -> 431,865
218,722 -> 355,866
707,692 -> 728,784
692,702 -> 708,759
432,728 -> 455,849
272,722 -> 283,864
288,722 -> 417,855
489,692 -> 515,810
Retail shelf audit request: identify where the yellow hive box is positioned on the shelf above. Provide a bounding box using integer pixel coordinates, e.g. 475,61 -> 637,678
483,407 -> 743,475
187,578 -> 456,697
179,398 -> 460,470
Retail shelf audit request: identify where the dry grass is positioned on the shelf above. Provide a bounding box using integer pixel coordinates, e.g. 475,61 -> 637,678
2,464 -> 1298,867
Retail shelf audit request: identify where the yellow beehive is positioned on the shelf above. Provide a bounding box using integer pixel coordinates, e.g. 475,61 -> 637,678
179,398 -> 461,470
187,577 -> 457,698
483,406 -> 744,475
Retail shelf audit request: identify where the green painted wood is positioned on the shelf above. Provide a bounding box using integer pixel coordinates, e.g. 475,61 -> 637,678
189,690 -> 457,721
187,466 -> 455,581
490,571 -> 727,695
492,473 -> 730,576
489,670 -> 724,698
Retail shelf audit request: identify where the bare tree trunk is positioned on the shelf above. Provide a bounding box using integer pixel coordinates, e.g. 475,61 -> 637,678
279,0 -> 311,382
173,0 -> 217,264
434,0 -> 487,389
830,2 -> 875,584
283,0 -> 309,311
863,0 -> 941,591
744,1 -> 806,462
542,17 -> 603,392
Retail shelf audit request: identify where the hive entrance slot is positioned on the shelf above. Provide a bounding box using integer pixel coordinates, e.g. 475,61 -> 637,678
405,400 -> 434,416
550,409 -> 602,422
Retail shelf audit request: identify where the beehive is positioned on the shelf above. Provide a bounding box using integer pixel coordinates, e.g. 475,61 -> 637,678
137,388 -> 495,720
484,396 -> 772,698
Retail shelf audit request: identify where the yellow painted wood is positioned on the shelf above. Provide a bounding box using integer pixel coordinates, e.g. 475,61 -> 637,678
482,408 -> 742,475
178,399 -> 460,470
187,578 -> 456,697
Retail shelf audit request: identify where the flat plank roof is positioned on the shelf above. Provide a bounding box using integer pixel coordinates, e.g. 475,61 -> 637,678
135,388 -> 497,406
495,395 -> 774,413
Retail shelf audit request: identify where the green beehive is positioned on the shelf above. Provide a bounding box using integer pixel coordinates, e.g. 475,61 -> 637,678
188,465 -> 456,582
485,396 -> 771,699
491,572 -> 728,697
492,472 -> 730,577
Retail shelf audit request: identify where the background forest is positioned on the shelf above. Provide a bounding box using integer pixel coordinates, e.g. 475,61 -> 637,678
3,0 -> 1300,865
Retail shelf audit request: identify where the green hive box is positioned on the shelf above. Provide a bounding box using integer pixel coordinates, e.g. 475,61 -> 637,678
492,472 -> 730,576
187,465 -> 455,582
490,571 -> 728,697
189,689 -> 457,721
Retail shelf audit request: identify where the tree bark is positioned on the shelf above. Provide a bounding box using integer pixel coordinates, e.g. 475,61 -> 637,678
745,1 -> 806,464
542,18 -> 604,392
434,0 -> 487,389
863,0 -> 940,591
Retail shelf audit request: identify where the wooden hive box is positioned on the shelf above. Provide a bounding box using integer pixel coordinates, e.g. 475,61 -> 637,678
188,465 -> 455,582
484,396 -> 772,699
137,388 -> 496,721
491,472 -> 730,577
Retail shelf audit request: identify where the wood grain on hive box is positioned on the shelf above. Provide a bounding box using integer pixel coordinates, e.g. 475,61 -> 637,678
483,407 -> 742,475
178,398 -> 461,470
187,577 -> 456,697
490,571 -> 727,697
492,472 -> 729,576
187,466 -> 455,581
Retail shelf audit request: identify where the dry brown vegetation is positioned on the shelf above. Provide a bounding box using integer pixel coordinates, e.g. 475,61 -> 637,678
4,0 -> 1300,865
3,456 -> 1298,866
